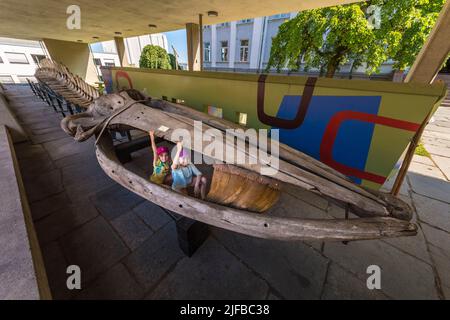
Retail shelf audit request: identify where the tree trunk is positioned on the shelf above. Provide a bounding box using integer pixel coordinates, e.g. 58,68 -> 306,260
325,62 -> 338,78
325,47 -> 347,78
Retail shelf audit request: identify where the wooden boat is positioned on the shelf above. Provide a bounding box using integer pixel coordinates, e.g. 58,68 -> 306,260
36,62 -> 417,241
60,90 -> 415,241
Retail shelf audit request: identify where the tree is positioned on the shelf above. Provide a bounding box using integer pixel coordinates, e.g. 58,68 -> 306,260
267,0 -> 445,77
168,53 -> 180,70
139,45 -> 171,69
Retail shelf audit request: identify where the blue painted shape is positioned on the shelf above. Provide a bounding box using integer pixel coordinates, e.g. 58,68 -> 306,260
274,96 -> 381,183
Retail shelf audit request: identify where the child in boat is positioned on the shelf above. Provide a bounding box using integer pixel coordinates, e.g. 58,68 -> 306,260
149,130 -> 172,185
171,141 -> 207,199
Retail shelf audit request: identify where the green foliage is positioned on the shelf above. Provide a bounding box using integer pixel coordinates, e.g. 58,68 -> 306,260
267,0 -> 445,77
415,141 -> 431,158
168,53 -> 180,70
139,45 -> 172,70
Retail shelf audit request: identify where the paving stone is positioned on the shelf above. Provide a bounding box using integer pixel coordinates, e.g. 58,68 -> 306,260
17,152 -> 55,178
266,292 -> 282,300
424,144 -> 450,158
54,151 -> 97,168
423,130 -> 450,141
13,142 -> 47,159
212,227 -> 329,299
74,263 -> 144,300
31,129 -> 68,144
408,171 -> 450,204
132,201 -> 172,231
321,263 -> 388,300
147,237 -> 269,299
23,168 -> 63,202
111,211 -> 153,250
29,192 -> 72,221
381,173 -> 410,196
408,162 -> 446,179
412,155 -> 434,166
35,202 -> 99,245
61,159 -> 104,187
323,240 -> 439,299
43,136 -> 95,161
425,124 -> 450,135
123,222 -> 184,291
26,120 -> 61,131
65,172 -> 116,203
60,217 -> 130,285
281,183 -> 329,211
382,226 -> 431,265
30,126 -> 65,137
413,193 -> 450,233
91,184 -> 144,220
40,241 -> 73,300
430,154 -> 450,180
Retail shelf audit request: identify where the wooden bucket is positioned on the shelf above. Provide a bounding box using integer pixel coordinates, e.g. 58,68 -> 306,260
206,164 -> 281,213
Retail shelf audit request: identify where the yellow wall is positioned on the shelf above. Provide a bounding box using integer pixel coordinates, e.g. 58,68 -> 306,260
43,39 -> 98,85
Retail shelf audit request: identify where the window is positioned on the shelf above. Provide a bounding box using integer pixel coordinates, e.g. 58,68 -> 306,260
219,22 -> 230,27
269,13 -> 290,20
93,58 -> 102,66
0,75 -> 15,84
104,59 -> 115,67
204,42 -> 211,62
220,41 -> 228,62
238,19 -> 253,24
31,54 -> 46,64
239,40 -> 249,62
5,52 -> 29,64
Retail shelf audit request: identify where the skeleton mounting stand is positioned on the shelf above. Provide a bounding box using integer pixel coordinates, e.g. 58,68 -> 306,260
113,132 -> 209,257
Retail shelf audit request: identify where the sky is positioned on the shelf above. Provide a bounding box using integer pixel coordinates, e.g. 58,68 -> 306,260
164,29 -> 187,63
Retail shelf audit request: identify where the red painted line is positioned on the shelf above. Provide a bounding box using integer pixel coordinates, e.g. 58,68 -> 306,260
115,71 -> 133,90
320,110 -> 420,184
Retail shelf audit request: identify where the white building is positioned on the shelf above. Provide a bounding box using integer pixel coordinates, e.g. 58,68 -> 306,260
203,13 -> 295,72
0,33 -> 169,84
202,13 -> 395,77
0,38 -> 46,83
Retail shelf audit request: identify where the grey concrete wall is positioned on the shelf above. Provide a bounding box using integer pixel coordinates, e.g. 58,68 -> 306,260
0,125 -> 51,299
0,85 -> 28,143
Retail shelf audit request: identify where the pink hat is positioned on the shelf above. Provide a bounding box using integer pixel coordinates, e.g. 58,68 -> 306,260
157,146 -> 169,155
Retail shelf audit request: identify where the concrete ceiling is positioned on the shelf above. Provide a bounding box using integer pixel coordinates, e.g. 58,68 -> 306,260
0,0 -> 360,43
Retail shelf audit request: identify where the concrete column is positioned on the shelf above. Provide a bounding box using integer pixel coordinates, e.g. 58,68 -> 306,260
259,17 -> 269,70
186,23 -> 201,71
250,17 -> 264,70
199,14 -> 204,71
405,1 -> 450,83
114,36 -> 130,67
229,21 -> 237,69
42,39 -> 98,85
211,24 -> 217,68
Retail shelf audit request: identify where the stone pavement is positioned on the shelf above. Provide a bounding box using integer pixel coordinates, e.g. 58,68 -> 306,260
4,84 -> 450,300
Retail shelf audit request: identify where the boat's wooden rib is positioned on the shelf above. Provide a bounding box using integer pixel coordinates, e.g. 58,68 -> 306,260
95,132 -> 417,241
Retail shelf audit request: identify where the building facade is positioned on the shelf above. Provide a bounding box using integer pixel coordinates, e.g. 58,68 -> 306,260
202,13 -> 295,72
0,33 -> 168,84
202,13 -> 395,77
0,38 -> 46,83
